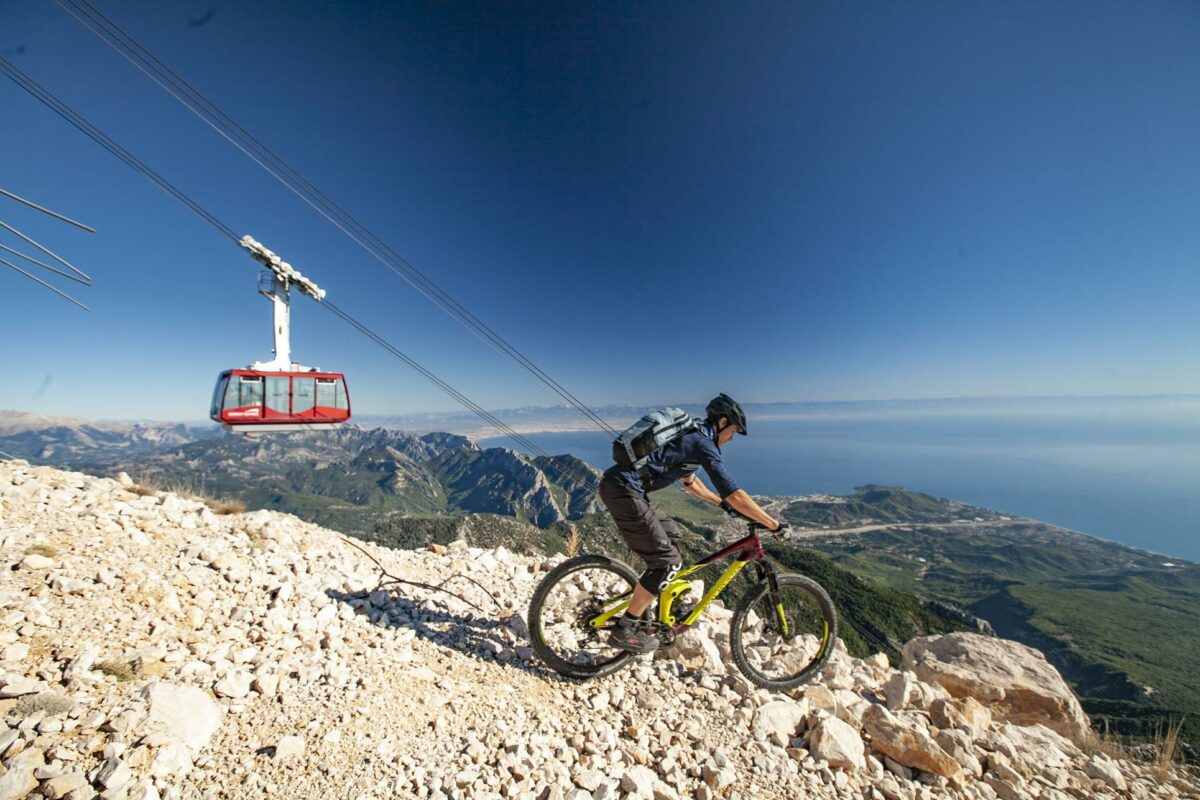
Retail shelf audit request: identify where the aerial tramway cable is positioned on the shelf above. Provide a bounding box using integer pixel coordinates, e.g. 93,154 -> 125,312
0,55 -> 603,500
0,186 -> 97,233
55,0 -> 620,442
0,242 -> 90,285
0,218 -> 92,284
0,254 -> 91,312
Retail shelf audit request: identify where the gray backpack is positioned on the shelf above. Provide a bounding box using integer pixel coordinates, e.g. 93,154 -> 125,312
612,407 -> 698,472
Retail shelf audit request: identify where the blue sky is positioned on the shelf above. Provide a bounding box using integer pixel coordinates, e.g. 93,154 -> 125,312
2,1 -> 1198,422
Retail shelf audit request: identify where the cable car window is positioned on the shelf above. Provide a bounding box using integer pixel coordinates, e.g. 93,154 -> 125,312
265,377 -> 289,414
211,375 -> 229,417
335,378 -> 349,410
226,375 -> 263,409
316,379 -> 335,409
293,378 -> 316,414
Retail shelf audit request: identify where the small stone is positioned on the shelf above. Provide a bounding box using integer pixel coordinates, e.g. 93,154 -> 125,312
19,554 -> 53,570
97,758 -> 134,789
213,670 -> 252,698
0,677 -> 44,697
2,643 -> 30,662
252,673 -> 279,697
620,766 -> 656,796
274,735 -> 304,760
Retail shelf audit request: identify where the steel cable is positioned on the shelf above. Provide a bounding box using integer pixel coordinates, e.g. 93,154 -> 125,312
56,0 -> 620,441
1,56 -> 604,504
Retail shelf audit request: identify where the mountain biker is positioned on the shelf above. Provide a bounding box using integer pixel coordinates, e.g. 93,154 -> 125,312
599,393 -> 786,653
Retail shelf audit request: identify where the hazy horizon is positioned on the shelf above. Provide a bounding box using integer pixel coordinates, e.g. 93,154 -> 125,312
6,391 -> 1198,428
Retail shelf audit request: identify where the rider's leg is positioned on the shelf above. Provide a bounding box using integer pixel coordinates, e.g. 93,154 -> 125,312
626,582 -> 655,618
599,475 -> 683,651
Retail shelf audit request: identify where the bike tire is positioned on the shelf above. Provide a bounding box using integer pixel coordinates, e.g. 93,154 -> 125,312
527,554 -> 640,680
729,573 -> 838,691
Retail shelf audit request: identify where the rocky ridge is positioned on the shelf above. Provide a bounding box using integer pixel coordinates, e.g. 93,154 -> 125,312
1,461 -> 1197,800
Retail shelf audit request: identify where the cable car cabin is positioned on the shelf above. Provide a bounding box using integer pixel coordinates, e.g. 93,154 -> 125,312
211,369 -> 350,433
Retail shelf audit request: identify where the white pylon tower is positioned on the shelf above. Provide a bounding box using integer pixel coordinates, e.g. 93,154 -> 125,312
239,235 -> 326,372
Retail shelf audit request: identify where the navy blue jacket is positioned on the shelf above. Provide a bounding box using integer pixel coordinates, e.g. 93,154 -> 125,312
607,419 -> 740,498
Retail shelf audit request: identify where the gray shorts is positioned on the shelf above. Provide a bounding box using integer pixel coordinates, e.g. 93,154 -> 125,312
598,471 -> 682,571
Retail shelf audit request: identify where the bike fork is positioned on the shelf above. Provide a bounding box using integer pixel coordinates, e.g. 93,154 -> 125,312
755,562 -> 792,639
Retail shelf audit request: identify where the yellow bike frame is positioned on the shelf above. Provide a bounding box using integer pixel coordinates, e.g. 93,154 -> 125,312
587,526 -> 771,633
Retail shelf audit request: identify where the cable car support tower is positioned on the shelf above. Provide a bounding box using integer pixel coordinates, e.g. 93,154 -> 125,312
242,235 -> 325,372
211,236 -> 351,435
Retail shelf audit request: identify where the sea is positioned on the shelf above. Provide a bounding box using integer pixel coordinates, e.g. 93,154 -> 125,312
481,395 -> 1200,562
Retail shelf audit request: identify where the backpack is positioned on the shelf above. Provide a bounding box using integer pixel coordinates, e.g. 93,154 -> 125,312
611,407 -> 698,474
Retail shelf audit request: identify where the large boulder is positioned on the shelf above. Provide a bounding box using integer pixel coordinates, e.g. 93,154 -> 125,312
901,633 -> 1090,744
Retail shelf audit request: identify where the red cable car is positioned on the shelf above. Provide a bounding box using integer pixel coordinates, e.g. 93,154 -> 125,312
210,369 -> 350,430
211,236 -> 352,434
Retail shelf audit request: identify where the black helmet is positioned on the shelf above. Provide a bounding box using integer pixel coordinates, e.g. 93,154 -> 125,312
705,393 -> 747,436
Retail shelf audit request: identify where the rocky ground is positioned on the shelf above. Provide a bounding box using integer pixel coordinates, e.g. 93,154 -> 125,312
1,460 -> 1197,800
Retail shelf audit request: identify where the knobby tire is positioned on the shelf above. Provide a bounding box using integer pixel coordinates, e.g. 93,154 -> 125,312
527,554 -> 639,680
729,573 -> 838,691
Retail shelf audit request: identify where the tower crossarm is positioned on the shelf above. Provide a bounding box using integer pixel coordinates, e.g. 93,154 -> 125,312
239,235 -> 326,301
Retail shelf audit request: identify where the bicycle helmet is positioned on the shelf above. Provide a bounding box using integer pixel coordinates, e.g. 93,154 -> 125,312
705,393 -> 747,436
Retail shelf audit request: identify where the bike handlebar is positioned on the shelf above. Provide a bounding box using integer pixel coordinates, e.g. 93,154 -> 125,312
720,501 -> 790,538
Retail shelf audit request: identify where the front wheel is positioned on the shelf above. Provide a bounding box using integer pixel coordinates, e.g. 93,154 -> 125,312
527,554 -> 640,680
729,573 -> 837,691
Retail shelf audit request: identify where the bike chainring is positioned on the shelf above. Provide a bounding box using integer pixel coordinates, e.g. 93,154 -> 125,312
643,620 -> 675,647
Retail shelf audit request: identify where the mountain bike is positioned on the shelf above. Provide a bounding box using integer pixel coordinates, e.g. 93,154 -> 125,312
527,517 -> 838,691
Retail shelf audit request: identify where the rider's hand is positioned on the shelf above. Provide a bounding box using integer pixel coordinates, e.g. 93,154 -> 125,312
772,519 -> 791,535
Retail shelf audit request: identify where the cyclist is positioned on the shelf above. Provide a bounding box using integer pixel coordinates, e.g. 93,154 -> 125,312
599,393 -> 786,653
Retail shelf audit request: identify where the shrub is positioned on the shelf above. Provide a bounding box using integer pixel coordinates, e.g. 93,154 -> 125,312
1155,717 -> 1186,782
96,659 -> 135,682
24,543 -> 57,559
14,692 -> 73,717
206,498 -> 245,515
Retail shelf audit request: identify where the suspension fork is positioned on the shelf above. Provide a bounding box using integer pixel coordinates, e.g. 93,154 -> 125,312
753,561 -> 792,639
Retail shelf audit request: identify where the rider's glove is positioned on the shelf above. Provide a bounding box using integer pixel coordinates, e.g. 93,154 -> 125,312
719,500 -> 737,516
772,519 -> 791,536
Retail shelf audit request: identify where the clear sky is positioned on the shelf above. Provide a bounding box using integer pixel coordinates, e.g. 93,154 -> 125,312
2,1 -> 1198,422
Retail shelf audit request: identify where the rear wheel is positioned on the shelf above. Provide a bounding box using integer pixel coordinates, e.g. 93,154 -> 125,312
729,573 -> 837,691
527,554 -> 640,679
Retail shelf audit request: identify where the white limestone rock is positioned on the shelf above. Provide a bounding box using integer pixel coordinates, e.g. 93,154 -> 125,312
142,682 -> 222,753
274,735 -> 305,760
807,715 -> 866,771
753,699 -> 810,748
18,554 -> 53,570
902,632 -> 1091,744
862,704 -> 962,780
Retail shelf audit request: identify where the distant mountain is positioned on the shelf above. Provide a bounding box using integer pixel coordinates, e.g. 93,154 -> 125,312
93,426 -> 602,533
0,410 -> 216,465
